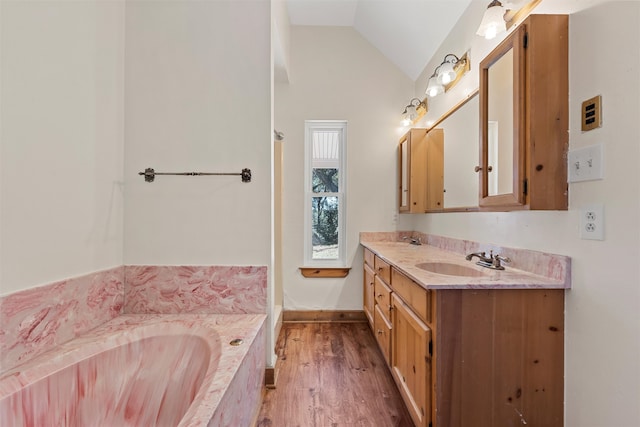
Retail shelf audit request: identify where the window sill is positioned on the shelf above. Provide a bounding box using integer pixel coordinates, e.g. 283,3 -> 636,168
299,267 -> 351,278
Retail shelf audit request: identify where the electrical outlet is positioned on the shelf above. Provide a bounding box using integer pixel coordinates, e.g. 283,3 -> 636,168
568,144 -> 603,182
580,204 -> 604,240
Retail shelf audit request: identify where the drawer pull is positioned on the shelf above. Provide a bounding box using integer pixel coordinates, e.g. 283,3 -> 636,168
377,294 -> 383,298
377,329 -> 383,335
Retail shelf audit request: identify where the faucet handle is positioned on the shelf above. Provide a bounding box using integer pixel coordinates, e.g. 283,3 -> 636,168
492,253 -> 511,269
403,236 -> 422,245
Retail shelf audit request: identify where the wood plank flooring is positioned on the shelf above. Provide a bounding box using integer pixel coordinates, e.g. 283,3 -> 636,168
256,322 -> 414,427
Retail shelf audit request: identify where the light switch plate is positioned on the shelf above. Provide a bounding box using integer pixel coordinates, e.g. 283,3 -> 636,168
568,143 -> 604,182
580,204 -> 604,240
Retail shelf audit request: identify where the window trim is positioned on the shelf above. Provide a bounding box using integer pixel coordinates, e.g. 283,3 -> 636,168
303,120 -> 347,267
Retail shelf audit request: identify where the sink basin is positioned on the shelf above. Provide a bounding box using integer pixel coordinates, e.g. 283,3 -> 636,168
415,262 -> 487,277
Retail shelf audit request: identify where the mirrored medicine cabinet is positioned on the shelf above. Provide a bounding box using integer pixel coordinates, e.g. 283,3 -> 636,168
479,14 -> 569,210
398,14 -> 569,214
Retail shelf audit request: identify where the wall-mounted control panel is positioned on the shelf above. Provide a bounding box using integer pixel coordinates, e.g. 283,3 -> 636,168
581,95 -> 602,131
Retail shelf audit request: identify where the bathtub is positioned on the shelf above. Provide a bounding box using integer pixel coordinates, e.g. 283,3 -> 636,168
0,314 -> 266,426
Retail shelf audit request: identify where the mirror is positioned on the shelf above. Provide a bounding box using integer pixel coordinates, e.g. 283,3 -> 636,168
434,93 -> 479,209
479,25 -> 526,208
487,49 -> 513,196
400,139 -> 408,208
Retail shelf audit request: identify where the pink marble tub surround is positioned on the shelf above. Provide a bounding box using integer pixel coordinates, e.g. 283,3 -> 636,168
0,314 -> 266,427
360,232 -> 571,289
124,265 -> 267,314
0,266 -> 124,373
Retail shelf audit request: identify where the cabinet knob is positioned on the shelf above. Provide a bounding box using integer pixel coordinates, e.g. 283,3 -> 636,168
377,293 -> 383,298
377,329 -> 383,335
474,165 -> 493,172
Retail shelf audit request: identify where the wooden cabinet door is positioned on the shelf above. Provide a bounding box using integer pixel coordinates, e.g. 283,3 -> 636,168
398,128 -> 444,213
363,263 -> 375,327
398,129 -> 428,213
425,129 -> 444,211
374,304 -> 392,365
391,294 -> 431,427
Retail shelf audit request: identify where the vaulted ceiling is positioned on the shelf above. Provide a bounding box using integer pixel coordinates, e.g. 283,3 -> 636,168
286,0 -> 474,80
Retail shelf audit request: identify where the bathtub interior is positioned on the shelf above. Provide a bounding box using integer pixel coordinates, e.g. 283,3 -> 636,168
0,314 -> 266,427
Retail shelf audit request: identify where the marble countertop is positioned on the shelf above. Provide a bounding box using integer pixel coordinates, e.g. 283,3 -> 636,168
361,239 -> 570,290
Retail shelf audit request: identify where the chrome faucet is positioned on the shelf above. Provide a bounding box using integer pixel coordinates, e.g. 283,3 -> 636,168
466,250 -> 511,270
403,236 -> 422,245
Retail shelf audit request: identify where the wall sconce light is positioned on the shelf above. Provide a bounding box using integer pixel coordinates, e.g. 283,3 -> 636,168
476,0 -> 507,40
477,0 -> 543,40
425,67 -> 445,98
425,53 -> 470,98
401,98 -> 427,126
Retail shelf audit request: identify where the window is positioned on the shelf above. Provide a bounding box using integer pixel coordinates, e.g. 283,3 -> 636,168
304,121 -> 346,266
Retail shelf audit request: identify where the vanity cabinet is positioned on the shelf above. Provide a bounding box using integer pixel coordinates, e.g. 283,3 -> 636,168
399,129 -> 444,213
362,249 -> 565,427
479,14 -> 568,210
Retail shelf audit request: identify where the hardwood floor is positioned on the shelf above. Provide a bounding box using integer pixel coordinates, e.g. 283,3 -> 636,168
256,322 -> 414,427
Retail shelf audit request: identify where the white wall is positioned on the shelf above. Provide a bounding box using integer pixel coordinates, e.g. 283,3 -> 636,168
123,0 -> 275,366
275,26 -> 413,310
273,0 -> 291,83
402,1 -> 640,426
0,1 -> 125,296
123,1 -> 272,268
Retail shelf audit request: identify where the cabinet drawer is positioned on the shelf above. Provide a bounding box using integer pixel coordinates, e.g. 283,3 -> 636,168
364,248 -> 375,268
363,264 -> 375,326
374,304 -> 392,365
374,275 -> 393,321
374,256 -> 391,284
391,268 -> 431,324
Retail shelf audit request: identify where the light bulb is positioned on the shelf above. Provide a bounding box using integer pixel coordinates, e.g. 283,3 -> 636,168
425,76 -> 444,98
437,62 -> 457,85
485,24 -> 498,40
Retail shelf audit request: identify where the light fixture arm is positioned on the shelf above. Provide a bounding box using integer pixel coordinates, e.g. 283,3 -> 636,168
402,98 -> 425,113
429,65 -> 441,79
409,98 -> 424,108
442,54 -> 461,65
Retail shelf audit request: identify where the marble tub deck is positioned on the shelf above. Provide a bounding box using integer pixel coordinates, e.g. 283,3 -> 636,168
1,314 -> 266,427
